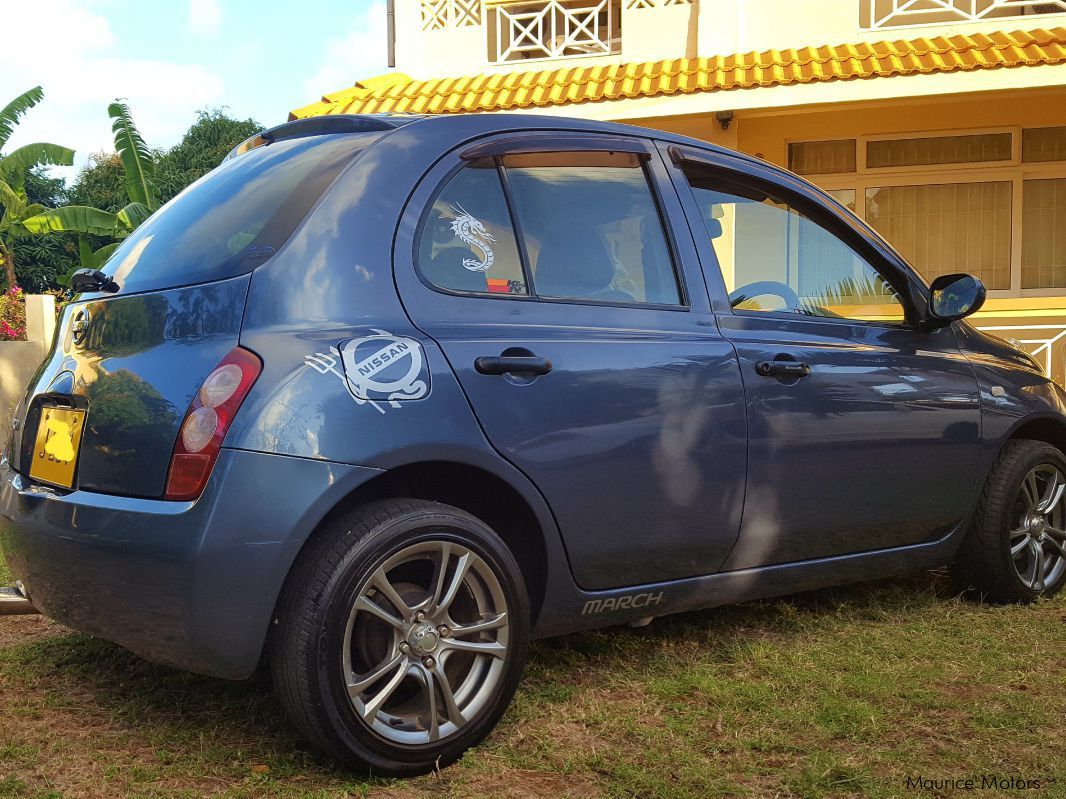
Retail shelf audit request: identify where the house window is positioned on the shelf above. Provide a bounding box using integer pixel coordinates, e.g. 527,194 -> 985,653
489,0 -> 621,63
866,133 -> 1012,168
422,0 -> 482,30
788,140 -> 856,176
865,182 -> 1013,290
791,128 -> 1066,293
1023,126 -> 1066,163
1022,178 -> 1066,288
861,0 -> 1066,30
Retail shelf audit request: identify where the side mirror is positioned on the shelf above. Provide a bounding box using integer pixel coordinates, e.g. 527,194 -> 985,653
928,273 -> 986,325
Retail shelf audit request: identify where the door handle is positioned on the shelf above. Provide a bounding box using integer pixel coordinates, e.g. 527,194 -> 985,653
475,355 -> 553,376
755,360 -> 811,379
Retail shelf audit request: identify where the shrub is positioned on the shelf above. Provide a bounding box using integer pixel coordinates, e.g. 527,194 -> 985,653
0,286 -> 26,341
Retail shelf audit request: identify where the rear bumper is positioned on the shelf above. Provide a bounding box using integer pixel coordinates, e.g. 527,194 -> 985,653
0,448 -> 381,679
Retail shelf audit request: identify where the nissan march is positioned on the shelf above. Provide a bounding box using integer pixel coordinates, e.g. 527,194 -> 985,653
2,113 -> 1065,776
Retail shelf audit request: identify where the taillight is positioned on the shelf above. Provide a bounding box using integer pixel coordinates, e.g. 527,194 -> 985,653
164,347 -> 261,501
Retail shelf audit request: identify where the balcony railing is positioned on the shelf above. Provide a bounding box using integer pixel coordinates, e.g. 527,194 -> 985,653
491,0 -> 620,63
422,0 -> 482,30
862,0 -> 1066,30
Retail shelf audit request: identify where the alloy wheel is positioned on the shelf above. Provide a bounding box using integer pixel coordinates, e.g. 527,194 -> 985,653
1010,463 -> 1066,593
341,539 -> 510,745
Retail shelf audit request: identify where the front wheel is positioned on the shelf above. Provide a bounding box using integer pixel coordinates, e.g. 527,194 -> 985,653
271,499 -> 529,775
953,439 -> 1066,603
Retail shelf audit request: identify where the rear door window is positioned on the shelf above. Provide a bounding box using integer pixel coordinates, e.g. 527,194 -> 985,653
417,158 -> 528,295
416,150 -> 683,306
504,152 -> 682,305
100,133 -> 372,294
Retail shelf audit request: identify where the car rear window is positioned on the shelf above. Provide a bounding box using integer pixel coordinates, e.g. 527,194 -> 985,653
98,133 -> 373,294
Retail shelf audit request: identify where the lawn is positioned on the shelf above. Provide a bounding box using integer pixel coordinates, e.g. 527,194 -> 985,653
0,558 -> 1062,799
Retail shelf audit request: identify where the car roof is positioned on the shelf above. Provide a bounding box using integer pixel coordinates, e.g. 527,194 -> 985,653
247,111 -> 765,171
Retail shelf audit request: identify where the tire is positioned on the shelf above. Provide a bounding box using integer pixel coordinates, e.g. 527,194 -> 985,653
952,439 -> 1066,603
271,499 -> 529,775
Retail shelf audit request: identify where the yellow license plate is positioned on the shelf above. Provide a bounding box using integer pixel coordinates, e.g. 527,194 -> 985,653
29,407 -> 86,489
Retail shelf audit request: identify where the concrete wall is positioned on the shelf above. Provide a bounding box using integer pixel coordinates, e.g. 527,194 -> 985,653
0,295 -> 55,438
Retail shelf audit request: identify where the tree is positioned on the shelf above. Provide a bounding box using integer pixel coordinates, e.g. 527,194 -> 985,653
24,100 -> 155,243
0,86 -> 76,288
155,109 -> 260,203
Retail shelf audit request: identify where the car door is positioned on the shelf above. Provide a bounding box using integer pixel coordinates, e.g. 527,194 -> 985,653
663,143 -> 983,570
394,133 -> 747,591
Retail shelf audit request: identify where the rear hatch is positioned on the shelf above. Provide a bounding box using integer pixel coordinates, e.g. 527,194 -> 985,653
6,132 -> 368,498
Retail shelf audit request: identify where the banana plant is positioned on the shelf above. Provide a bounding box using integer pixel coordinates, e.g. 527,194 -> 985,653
0,86 -> 76,288
23,99 -> 159,254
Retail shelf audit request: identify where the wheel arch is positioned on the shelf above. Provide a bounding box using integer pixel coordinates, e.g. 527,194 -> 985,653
276,459 -> 553,627
1004,414 -> 1066,454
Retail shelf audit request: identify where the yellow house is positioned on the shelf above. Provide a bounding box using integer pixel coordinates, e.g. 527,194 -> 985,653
292,0 -> 1066,380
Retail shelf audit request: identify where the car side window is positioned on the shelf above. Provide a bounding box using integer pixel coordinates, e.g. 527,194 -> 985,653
418,158 -> 528,295
502,152 -> 683,305
682,165 -> 906,324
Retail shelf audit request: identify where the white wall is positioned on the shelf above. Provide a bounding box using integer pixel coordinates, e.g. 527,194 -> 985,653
392,0 -> 1066,82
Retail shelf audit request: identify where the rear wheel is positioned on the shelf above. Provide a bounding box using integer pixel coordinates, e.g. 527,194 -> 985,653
953,439 -> 1066,603
271,499 -> 529,775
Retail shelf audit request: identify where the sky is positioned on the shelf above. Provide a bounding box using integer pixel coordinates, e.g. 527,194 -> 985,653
1,0 -> 390,179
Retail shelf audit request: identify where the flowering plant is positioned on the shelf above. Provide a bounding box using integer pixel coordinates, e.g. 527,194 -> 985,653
0,286 -> 26,341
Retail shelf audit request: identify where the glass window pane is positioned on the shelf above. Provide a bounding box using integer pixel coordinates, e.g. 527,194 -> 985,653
101,133 -> 367,294
1022,178 -> 1066,289
683,169 -> 905,324
503,153 -> 681,305
865,182 -> 1012,290
1023,127 -> 1066,163
418,159 -> 528,295
788,140 -> 856,176
827,189 -> 856,213
867,133 -> 1012,168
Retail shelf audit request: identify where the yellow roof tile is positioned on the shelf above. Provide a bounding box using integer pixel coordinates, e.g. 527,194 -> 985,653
290,27 -> 1066,120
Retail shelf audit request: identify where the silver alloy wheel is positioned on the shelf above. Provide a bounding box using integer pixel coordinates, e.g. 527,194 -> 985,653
1011,464 -> 1066,592
341,539 -> 510,745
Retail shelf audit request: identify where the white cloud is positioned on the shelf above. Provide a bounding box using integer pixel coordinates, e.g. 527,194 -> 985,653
300,2 -> 390,103
0,0 -> 224,178
188,0 -> 221,38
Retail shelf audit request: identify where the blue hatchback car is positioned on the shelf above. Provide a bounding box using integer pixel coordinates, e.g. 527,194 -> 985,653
3,113 -> 1065,774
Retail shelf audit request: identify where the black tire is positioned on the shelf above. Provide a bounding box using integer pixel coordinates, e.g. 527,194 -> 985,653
271,499 -> 529,775
952,439 -> 1066,603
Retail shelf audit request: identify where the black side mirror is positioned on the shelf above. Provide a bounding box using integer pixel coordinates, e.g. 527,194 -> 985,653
70,268 -> 118,294
928,273 -> 985,325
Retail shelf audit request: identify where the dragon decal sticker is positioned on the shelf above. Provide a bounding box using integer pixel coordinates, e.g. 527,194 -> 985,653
305,330 -> 430,414
449,204 -> 497,272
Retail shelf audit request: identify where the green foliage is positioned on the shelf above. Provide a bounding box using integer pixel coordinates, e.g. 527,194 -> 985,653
0,87 -> 78,289
23,205 -> 121,237
23,165 -> 66,207
155,109 -> 260,203
0,87 -> 44,151
107,101 -> 156,210
67,152 -> 126,212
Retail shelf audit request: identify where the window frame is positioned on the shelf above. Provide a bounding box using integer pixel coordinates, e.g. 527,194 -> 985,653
668,143 -> 930,330
787,125 -> 1066,298
413,137 -> 691,311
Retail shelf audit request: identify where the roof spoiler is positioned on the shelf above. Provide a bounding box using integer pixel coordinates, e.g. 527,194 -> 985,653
225,115 -> 416,161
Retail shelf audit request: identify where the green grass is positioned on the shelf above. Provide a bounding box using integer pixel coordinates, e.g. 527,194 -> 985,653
0,558 -> 1062,798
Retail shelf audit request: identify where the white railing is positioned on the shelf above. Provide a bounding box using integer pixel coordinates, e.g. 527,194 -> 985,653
863,0 -> 1066,30
625,0 -> 692,8
493,0 -> 618,62
422,0 -> 482,31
